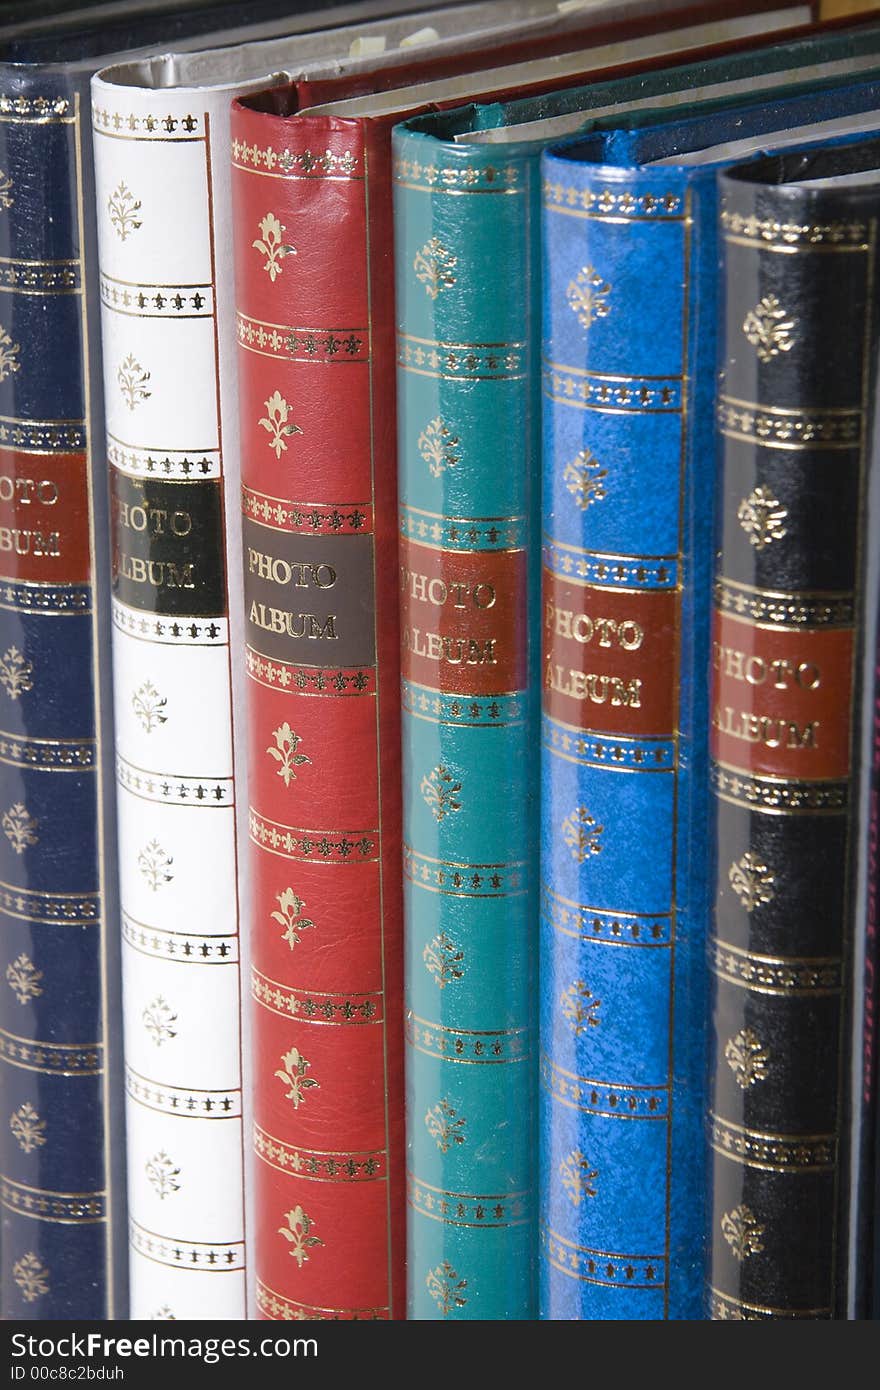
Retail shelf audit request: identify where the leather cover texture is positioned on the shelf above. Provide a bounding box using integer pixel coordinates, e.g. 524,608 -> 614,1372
709,145 -> 880,1320
540,89 -> 880,1324
394,129 -> 540,1321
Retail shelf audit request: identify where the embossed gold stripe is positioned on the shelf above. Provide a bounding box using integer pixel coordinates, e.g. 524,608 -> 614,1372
404,844 -> 526,899
720,207 -> 868,253
126,1066 -> 241,1120
0,579 -> 91,616
408,1173 -> 530,1227
0,257 -> 81,295
710,1112 -> 836,1172
711,760 -> 849,815
0,729 -> 96,771
249,809 -> 378,863
540,1053 -> 669,1118
0,1028 -> 102,1075
0,96 -> 73,124
0,1177 -> 106,1224
0,880 -> 99,926
711,937 -> 842,996
253,1122 -> 385,1182
252,966 -> 383,1026
544,182 -> 683,219
540,1223 -> 666,1289
541,882 -> 672,947
717,395 -> 861,450
406,1011 -> 529,1064
231,139 -> 359,179
709,1286 -> 832,1319
394,159 -> 521,195
129,1220 -> 244,1272
122,910 -> 238,965
256,1278 -> 387,1320
714,576 -> 854,630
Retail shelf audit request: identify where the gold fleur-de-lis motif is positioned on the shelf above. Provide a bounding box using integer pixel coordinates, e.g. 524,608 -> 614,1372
6,953 -> 43,1004
0,325 -> 21,382
563,448 -> 608,510
729,852 -> 775,912
0,646 -> 33,700
132,680 -> 168,734
559,1149 -> 599,1206
138,839 -> 173,891
279,1206 -> 323,1268
117,353 -> 151,410
561,806 -> 603,864
724,1028 -> 770,1090
425,1098 -> 466,1154
566,265 -> 612,330
418,417 -> 461,477
423,931 -> 464,988
274,1047 -> 319,1110
267,723 -> 311,787
10,1102 -> 46,1154
13,1252 -> 49,1303
259,390 -> 303,459
737,485 -> 788,550
560,981 -> 601,1036
420,765 -> 462,823
742,294 -> 796,361
145,1151 -> 181,1200
143,996 -> 177,1046
2,803 -> 38,855
107,181 -> 142,241
426,1261 -> 467,1316
271,888 -> 315,950
721,1204 -> 765,1261
252,212 -> 296,282
413,237 -> 457,299
0,170 -> 13,210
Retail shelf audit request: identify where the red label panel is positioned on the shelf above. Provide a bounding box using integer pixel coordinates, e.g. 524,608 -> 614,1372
542,568 -> 678,737
711,608 -> 854,780
0,449 -> 90,583
400,539 -> 527,695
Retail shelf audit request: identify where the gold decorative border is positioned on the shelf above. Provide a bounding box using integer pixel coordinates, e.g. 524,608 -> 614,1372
543,536 -> 677,590
717,396 -> 861,451
544,180 -> 683,220
116,755 -> 232,809
402,680 -> 525,729
541,882 -> 672,948
245,647 -> 376,698
711,937 -> 842,996
256,1278 -> 387,1321
544,364 -> 681,414
0,1027 -> 102,1076
122,911 -> 238,965
710,762 -> 849,815
0,881 -> 99,926
92,108 -> 201,139
236,312 -> 367,364
720,206 -> 868,252
403,843 -> 526,898
232,138 -> 359,178
126,1065 -> 241,1121
540,1053 -> 668,1119
0,1177 -> 106,1224
0,579 -> 91,616
107,436 -> 220,482
714,576 -> 854,629
542,716 -> 675,775
394,156 -> 521,195
406,1011 -> 528,1064
249,809 -> 377,863
0,258 -> 80,295
252,966 -> 383,1025
253,1122 -> 385,1182
540,1223 -> 666,1289
100,274 -> 212,320
243,485 -> 370,536
129,1220 -> 244,1272
0,729 -> 95,771
710,1112 -> 836,1172
709,1286 -> 831,1319
112,597 -> 227,647
398,332 -> 525,381
408,1173 -> 530,1227
0,416 -> 86,454
0,95 -> 72,123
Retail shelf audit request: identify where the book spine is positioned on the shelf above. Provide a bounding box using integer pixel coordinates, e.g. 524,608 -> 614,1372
0,76 -> 124,1320
393,130 -> 538,1320
231,104 -> 405,1321
708,176 -> 878,1320
540,153 -> 708,1320
93,81 -> 251,1320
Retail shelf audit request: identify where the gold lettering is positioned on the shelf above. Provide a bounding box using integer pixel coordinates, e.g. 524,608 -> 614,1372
712,705 -> 819,749
249,600 -> 337,638
545,599 -> 643,650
